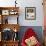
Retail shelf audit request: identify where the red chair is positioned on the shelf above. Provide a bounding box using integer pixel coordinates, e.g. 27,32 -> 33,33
21,28 -> 41,46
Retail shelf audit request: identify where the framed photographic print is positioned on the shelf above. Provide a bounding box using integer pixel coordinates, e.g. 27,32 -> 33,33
2,10 -> 9,15
9,10 -> 17,15
25,7 -> 36,20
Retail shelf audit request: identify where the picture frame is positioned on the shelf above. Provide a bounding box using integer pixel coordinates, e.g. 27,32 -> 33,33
9,10 -> 17,15
25,7 -> 36,20
2,10 -> 9,15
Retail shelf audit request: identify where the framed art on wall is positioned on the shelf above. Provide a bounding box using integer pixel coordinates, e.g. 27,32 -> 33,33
25,7 -> 36,20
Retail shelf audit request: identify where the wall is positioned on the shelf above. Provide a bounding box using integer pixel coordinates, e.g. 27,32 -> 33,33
18,26 -> 43,44
0,0 -> 43,26
18,0 -> 44,26
0,0 -> 44,44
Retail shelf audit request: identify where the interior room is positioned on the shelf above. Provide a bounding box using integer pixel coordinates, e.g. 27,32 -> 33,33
0,0 -> 45,46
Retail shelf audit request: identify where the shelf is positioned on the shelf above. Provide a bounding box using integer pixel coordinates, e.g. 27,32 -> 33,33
0,7 -> 20,46
1,15 -> 18,24
0,7 -> 19,15
0,7 -> 19,10
0,24 -> 20,32
1,40 -> 19,46
0,7 -> 19,24
2,40 -> 19,43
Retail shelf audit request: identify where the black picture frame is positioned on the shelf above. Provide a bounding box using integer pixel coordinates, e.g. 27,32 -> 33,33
25,7 -> 36,20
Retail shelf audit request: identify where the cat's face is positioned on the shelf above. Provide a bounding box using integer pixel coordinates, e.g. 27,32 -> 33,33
25,36 -> 38,46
